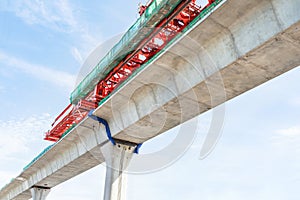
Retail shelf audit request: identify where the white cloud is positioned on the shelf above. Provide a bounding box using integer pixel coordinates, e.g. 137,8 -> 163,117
71,47 -> 83,64
1,0 -> 102,64
0,113 -> 52,160
272,126 -> 300,155
0,113 -> 53,188
0,51 -> 76,91
276,126 -> 300,138
4,0 -> 77,33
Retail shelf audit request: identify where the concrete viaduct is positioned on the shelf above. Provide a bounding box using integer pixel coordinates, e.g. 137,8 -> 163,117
0,0 -> 299,199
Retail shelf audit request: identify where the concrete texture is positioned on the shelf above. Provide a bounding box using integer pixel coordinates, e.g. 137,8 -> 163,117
0,0 -> 299,199
30,187 -> 50,200
102,142 -> 136,200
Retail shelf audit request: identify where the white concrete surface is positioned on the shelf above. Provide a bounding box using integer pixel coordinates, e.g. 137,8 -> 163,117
0,0 -> 299,199
30,187 -> 50,200
102,142 -> 136,200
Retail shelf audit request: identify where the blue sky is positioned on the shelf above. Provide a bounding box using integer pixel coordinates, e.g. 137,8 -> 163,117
0,0 -> 299,199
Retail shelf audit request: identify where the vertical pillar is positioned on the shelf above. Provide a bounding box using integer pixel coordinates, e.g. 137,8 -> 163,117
30,186 -> 50,200
102,140 -> 136,200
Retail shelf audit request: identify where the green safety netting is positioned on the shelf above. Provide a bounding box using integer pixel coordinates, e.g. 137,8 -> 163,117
96,0 -> 224,107
70,0 -> 185,104
23,144 -> 54,171
21,0 -> 224,173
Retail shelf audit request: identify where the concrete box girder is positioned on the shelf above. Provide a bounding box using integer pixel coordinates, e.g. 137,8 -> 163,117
1,0 -> 300,199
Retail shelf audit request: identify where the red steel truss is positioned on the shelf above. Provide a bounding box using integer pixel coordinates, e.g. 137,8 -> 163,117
45,0 -> 215,142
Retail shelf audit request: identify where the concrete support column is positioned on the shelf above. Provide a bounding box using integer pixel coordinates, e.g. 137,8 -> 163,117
103,140 -> 136,200
30,186 -> 50,200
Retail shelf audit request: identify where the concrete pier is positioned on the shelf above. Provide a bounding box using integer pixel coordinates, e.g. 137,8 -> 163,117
102,141 -> 136,200
30,187 -> 50,200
